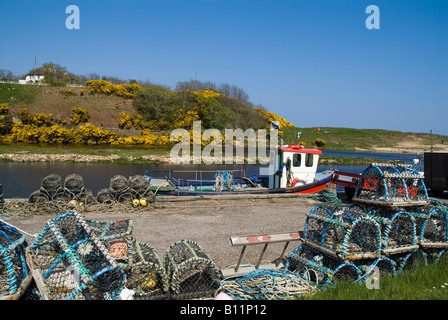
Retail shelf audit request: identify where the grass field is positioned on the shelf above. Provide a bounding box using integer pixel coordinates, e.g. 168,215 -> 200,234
282,127 -> 448,152
305,257 -> 448,300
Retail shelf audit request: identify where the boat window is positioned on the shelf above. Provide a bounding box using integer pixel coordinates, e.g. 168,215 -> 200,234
293,154 -> 301,167
305,154 -> 314,167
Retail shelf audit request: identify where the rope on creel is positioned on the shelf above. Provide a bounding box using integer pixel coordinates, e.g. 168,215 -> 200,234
314,190 -> 344,205
216,268 -> 318,300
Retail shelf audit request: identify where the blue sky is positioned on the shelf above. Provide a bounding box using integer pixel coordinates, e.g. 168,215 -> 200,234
1,0 -> 447,135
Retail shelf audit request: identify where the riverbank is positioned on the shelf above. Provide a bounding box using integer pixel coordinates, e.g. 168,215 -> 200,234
0,144 -> 419,165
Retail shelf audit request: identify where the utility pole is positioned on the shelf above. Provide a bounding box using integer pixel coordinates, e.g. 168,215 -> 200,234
430,130 -> 433,153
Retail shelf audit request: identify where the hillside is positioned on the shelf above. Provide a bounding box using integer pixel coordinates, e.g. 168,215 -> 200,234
1,82 -> 447,154
0,81 -> 293,136
0,83 -> 137,131
281,127 -> 448,153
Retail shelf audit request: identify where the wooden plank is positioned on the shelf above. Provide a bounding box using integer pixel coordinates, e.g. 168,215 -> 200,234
300,239 -> 342,260
352,198 -> 429,207
230,232 -> 301,247
25,248 -> 51,300
381,245 -> 419,255
419,242 -> 448,249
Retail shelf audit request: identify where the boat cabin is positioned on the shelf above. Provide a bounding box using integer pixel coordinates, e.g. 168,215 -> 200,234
266,145 -> 322,189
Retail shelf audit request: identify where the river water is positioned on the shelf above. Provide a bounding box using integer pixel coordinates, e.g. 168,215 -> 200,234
0,150 -> 423,198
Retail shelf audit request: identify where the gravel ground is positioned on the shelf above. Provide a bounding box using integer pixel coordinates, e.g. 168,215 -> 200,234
2,193 -> 324,270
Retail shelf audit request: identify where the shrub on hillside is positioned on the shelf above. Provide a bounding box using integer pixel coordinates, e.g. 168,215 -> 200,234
85,80 -> 142,98
71,107 -> 89,125
313,138 -> 327,148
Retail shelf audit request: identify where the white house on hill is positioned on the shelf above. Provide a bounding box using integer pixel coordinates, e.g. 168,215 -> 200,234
18,67 -> 45,84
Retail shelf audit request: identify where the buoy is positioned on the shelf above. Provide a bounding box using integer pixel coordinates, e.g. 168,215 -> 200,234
140,198 -> 148,207
141,272 -> 157,291
109,239 -> 129,257
68,200 -> 78,207
132,199 -> 140,207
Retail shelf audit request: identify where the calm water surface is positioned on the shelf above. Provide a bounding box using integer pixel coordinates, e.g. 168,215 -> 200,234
0,150 -> 422,198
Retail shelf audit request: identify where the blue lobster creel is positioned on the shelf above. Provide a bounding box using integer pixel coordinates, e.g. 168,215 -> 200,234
353,163 -> 428,206
374,211 -> 418,250
0,221 -> 31,299
304,205 -> 353,247
28,211 -> 126,300
390,249 -> 427,276
285,245 -> 361,284
415,208 -> 448,244
304,205 -> 382,261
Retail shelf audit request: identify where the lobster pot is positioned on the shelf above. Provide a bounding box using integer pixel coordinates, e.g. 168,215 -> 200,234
353,163 -> 428,206
413,208 -> 448,262
126,241 -> 169,300
87,219 -> 134,271
164,240 -> 221,299
358,257 -> 396,279
304,206 -> 354,252
64,174 -> 85,196
339,216 -> 382,261
332,263 -> 362,281
390,250 -> 427,275
52,189 -> 72,202
96,188 -> 115,204
110,175 -> 130,197
117,192 -> 133,203
28,190 -> 49,203
285,245 -> 361,283
414,208 -> 448,245
374,211 -> 417,250
129,175 -> 154,201
434,248 -> 448,264
76,188 -> 95,205
27,212 -> 125,300
40,174 -> 63,199
0,221 -> 32,300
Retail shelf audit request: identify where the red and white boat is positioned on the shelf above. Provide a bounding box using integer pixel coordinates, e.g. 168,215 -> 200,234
148,144 -> 333,196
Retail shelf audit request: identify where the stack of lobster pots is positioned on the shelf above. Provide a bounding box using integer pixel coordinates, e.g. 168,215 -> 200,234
285,163 -> 448,284
27,174 -> 155,206
96,175 -> 155,205
28,173 -> 94,204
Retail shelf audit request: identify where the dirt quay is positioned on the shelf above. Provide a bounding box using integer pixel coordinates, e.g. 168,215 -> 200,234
3,193 -> 324,270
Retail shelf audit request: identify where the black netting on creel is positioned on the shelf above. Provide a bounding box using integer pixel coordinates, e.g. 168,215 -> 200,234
164,240 -> 221,299
0,221 -> 30,299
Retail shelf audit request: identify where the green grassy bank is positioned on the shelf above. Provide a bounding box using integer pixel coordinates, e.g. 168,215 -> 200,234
306,258 -> 448,300
281,127 -> 448,152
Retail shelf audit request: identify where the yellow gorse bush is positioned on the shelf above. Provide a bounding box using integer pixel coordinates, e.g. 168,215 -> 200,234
170,109 -> 200,129
32,113 -> 53,127
85,80 -> 142,98
255,108 -> 295,129
1,121 -> 175,146
71,107 -> 89,125
0,103 -> 9,116
192,89 -> 222,98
